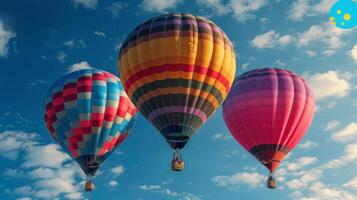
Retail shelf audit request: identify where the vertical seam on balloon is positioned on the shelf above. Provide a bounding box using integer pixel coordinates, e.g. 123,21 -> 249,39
273,68 -> 293,161
190,18 -> 215,138
280,73 -> 304,151
148,15 -> 167,134
94,71 -> 108,161
284,76 -> 310,149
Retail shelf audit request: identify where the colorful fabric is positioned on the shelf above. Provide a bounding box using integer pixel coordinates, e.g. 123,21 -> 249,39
223,68 -> 315,173
44,69 -> 137,176
118,13 -> 236,149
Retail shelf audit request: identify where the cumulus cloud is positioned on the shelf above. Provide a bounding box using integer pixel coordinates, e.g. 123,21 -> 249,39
0,131 -> 84,199
305,71 -> 350,100
212,172 -> 265,188
351,44 -> 357,62
72,0 -> 98,9
140,0 -> 182,13
298,140 -> 318,149
297,23 -> 351,54
111,165 -> 124,177
22,144 -> 70,168
287,0 -> 336,21
0,131 -> 38,160
0,20 -> 16,57
324,120 -> 341,132
285,169 -> 322,190
196,0 -> 230,16
331,123 -> 357,143
323,144 -> 357,169
251,30 -> 293,49
229,0 -> 268,22
109,180 -> 118,187
68,61 -> 91,72
286,157 -> 318,171
343,176 -> 357,189
106,1 -> 125,17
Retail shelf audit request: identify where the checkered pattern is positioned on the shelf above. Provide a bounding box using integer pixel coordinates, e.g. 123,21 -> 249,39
44,69 -> 137,160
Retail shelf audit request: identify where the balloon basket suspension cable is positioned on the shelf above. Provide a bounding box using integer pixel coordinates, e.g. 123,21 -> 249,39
171,148 -> 184,171
267,172 -> 276,189
85,175 -> 95,192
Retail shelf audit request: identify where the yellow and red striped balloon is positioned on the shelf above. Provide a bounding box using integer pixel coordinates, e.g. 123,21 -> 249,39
118,13 -> 236,150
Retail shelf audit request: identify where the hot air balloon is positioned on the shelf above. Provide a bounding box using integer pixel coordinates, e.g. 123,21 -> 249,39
44,69 -> 137,191
118,13 -> 236,171
222,68 -> 315,189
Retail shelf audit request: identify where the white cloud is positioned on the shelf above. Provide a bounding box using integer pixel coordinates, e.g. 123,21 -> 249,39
298,181 -> 357,200
196,0 -> 230,16
94,31 -> 106,37
140,0 -> 182,12
323,144 -> 357,169
305,71 -> 350,100
298,140 -> 318,149
297,23 -> 351,54
63,39 -> 86,48
287,0 -> 337,21
0,131 -> 84,199
140,185 -> 162,190
22,144 -> 70,169
56,51 -> 67,63
72,0 -> 98,9
68,61 -> 91,72
351,44 -> 357,62
212,172 -> 264,187
286,169 -> 322,190
109,180 -> 118,187
251,30 -> 293,49
212,133 -> 231,140
14,186 -> 34,196
229,0 -> 267,22
343,176 -> 357,189
306,50 -> 317,57
332,123 -> 357,142
0,131 -> 38,160
286,157 -> 318,171
0,20 -> 16,57
324,120 -> 341,132
106,1 -> 125,16
16,198 -> 33,200
111,165 -> 124,176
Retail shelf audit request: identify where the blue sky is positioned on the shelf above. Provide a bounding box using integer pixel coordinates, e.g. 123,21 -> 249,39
1,0 -> 357,199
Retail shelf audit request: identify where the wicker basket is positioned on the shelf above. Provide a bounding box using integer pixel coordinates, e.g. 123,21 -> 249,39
171,159 -> 184,171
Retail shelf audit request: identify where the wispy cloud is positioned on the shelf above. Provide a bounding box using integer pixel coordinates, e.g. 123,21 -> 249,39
324,120 -> 341,132
56,51 -> 67,63
139,0 -> 182,13
0,20 -> 16,58
229,0 -> 268,22
287,0 -> 337,21
107,1 -> 126,17
351,44 -> 357,62
94,31 -> 106,37
331,123 -> 357,143
212,172 -> 265,188
72,0 -> 98,9
298,140 -> 318,149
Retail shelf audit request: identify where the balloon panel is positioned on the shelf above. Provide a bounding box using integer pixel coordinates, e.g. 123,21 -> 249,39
223,68 -> 315,172
119,13 -> 236,149
44,69 -> 137,175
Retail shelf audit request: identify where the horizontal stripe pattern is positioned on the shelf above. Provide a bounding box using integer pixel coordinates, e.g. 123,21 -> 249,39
118,13 -> 236,148
223,67 -> 315,173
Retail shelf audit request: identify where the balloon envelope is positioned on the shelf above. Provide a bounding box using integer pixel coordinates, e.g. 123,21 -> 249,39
118,13 -> 236,149
44,69 -> 137,176
223,68 -> 315,173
